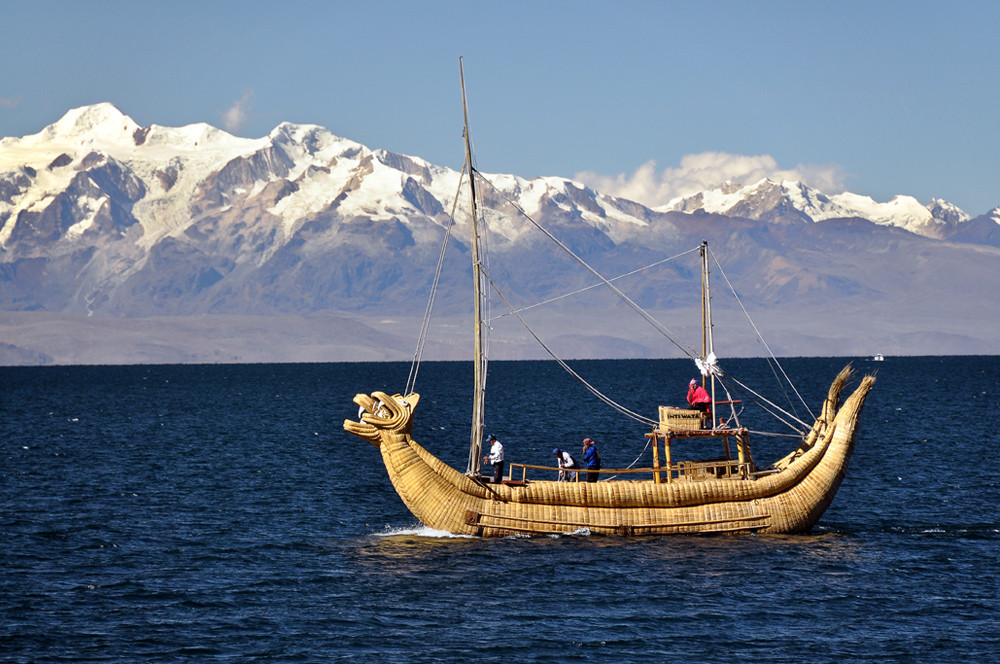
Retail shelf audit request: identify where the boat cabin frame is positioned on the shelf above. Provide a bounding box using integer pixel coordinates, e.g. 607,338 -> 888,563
501,407 -> 757,486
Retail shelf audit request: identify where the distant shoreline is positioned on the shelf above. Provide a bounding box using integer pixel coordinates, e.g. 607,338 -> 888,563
2,310 -> 996,367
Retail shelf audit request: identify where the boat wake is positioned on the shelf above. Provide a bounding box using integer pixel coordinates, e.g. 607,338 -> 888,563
374,525 -> 476,539
373,525 -> 595,540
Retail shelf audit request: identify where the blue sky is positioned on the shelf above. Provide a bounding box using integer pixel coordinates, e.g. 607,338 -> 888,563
2,1 -> 998,214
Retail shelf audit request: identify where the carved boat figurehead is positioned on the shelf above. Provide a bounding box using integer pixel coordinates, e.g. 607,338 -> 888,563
344,391 -> 420,447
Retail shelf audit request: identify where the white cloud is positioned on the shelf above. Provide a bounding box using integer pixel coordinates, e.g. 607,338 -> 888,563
219,89 -> 255,133
574,152 -> 846,208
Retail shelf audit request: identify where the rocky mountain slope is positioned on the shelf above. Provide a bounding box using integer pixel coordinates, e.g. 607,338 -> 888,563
1,104 -> 998,364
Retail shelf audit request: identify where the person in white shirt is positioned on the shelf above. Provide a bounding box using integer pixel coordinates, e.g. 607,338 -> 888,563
552,447 -> 578,482
486,434 -> 504,484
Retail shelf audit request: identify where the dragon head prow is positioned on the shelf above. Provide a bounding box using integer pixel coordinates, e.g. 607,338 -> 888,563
343,392 -> 420,446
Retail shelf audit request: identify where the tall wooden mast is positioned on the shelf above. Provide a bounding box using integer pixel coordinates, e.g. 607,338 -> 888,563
460,58 -> 487,476
700,240 -> 717,428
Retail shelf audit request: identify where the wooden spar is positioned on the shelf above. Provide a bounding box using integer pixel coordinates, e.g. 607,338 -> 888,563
700,240 -> 707,364
460,57 -> 486,476
699,240 -> 718,429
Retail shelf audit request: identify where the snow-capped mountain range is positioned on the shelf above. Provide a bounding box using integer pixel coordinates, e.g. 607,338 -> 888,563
1,103 -> 999,364
660,178 -> 977,238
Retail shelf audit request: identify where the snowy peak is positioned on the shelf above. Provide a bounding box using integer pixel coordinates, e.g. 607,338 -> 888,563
927,198 -> 971,225
0,104 -> 269,188
661,178 -> 857,223
36,103 -> 140,146
138,121 -> 257,153
659,177 -> 971,238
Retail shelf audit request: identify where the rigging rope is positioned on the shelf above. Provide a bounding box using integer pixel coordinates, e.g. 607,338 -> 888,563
481,268 -> 657,427
475,171 -> 493,380
719,374 -> 810,432
406,164 -> 467,396
600,434 -> 655,481
476,173 -> 700,360
489,248 -> 701,322
707,249 -> 815,425
746,430 -> 805,438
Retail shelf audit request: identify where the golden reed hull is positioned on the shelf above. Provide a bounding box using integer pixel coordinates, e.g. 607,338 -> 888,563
345,369 -> 875,536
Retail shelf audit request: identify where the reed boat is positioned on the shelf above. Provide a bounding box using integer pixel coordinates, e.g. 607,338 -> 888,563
343,59 -> 876,537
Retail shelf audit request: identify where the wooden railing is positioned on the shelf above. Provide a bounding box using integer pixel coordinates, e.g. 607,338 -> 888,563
505,459 -> 753,484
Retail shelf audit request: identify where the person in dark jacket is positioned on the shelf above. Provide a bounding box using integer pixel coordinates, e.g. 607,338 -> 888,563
581,437 -> 601,483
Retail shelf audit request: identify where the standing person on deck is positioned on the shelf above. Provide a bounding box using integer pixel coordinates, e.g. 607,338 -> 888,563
485,434 -> 504,484
581,437 -> 601,483
687,378 -> 712,419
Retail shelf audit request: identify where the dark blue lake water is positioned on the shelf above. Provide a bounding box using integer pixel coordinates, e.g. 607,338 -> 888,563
2,357 -> 998,662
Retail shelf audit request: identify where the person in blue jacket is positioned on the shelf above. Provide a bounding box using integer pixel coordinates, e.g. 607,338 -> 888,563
581,437 -> 601,483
